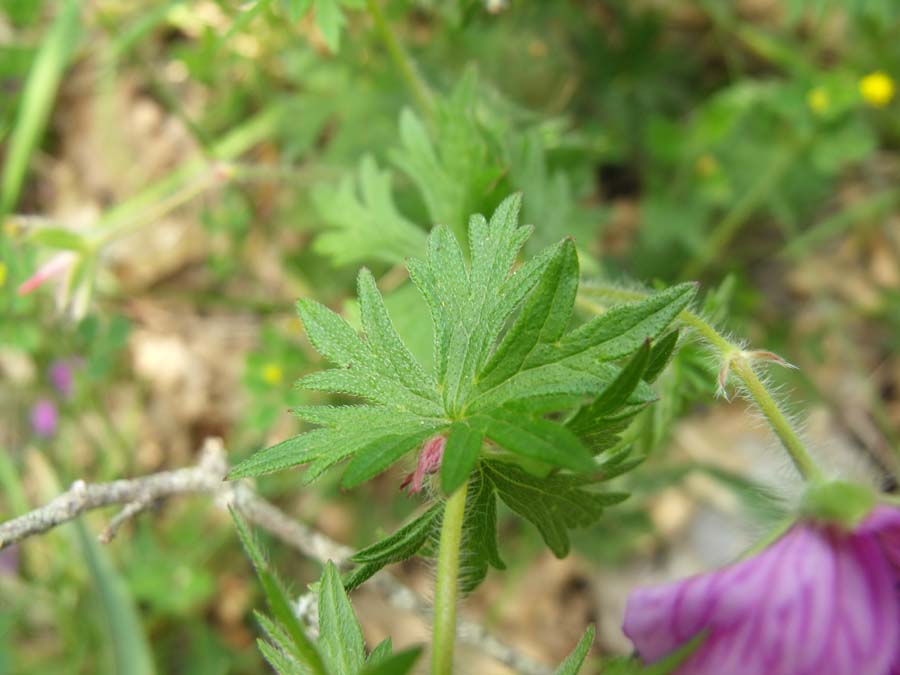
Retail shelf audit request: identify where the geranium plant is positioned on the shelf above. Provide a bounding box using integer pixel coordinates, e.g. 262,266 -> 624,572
229,194 -> 700,673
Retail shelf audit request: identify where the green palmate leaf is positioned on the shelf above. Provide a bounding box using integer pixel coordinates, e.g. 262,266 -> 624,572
482,461 -> 628,557
568,340 -> 652,436
313,157 -> 427,266
554,624 -> 596,675
318,561 -> 366,675
341,431 -> 432,489
281,0 -> 313,22
234,194 -> 692,581
357,269 -> 435,399
469,284 -> 694,413
478,238 -> 578,390
229,414 -> 444,480
439,421 -> 483,494
255,612 -> 309,673
471,408 -> 595,472
643,330 -> 680,383
232,513 -> 326,675
366,638 -> 393,666
350,502 -> 443,565
406,225 -> 470,390
296,298 -> 441,415
257,637 -> 303,675
313,0 -> 345,52
358,647 -> 423,675
549,282 -> 696,365
342,562 -> 383,593
508,131 -> 600,255
390,70 -> 501,243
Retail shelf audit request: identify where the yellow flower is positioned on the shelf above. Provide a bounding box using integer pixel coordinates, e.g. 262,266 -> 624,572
859,71 -> 895,108
261,363 -> 283,385
0,262 -> 6,288
807,87 -> 829,114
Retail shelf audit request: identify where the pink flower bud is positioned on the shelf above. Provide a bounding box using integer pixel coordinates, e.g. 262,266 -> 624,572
400,435 -> 447,495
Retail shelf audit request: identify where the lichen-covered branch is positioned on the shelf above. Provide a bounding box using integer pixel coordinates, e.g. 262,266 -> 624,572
0,439 -> 229,549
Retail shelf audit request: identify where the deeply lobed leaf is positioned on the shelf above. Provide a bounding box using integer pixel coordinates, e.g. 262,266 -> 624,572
233,194 -> 695,584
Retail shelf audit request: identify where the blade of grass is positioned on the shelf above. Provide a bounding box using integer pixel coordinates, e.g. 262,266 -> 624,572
90,104 -> 288,247
1,0 -> 82,218
74,523 -> 156,675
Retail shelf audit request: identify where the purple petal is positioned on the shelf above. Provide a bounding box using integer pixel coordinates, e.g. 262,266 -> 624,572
49,359 -> 75,398
860,506 -> 900,573
30,399 -> 58,438
623,522 -> 900,675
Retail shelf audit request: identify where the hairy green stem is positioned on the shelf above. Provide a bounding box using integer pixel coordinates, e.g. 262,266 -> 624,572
579,285 -> 822,481
432,481 -> 468,675
729,358 -> 821,480
365,0 -> 435,117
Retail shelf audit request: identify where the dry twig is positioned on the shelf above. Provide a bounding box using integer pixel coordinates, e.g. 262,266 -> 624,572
0,438 -> 551,675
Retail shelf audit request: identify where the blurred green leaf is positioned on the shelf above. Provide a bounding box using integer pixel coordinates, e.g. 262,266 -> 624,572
75,522 -> 155,675
1,0 -> 80,217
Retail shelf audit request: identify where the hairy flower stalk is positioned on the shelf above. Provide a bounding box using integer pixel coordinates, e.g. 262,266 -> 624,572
579,285 -> 900,672
624,505 -> 900,674
579,284 -> 822,481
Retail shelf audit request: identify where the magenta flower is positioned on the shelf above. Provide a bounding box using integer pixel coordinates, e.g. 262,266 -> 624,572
623,506 -> 900,675
49,359 -> 75,398
30,399 -> 58,438
400,435 -> 446,494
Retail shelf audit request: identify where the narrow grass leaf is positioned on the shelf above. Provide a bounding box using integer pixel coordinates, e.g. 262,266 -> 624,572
1,0 -> 81,216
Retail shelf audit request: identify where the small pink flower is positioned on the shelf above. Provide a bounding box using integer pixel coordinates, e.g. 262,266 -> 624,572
400,435 -> 446,494
30,399 -> 58,438
623,506 -> 900,675
17,252 -> 76,296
